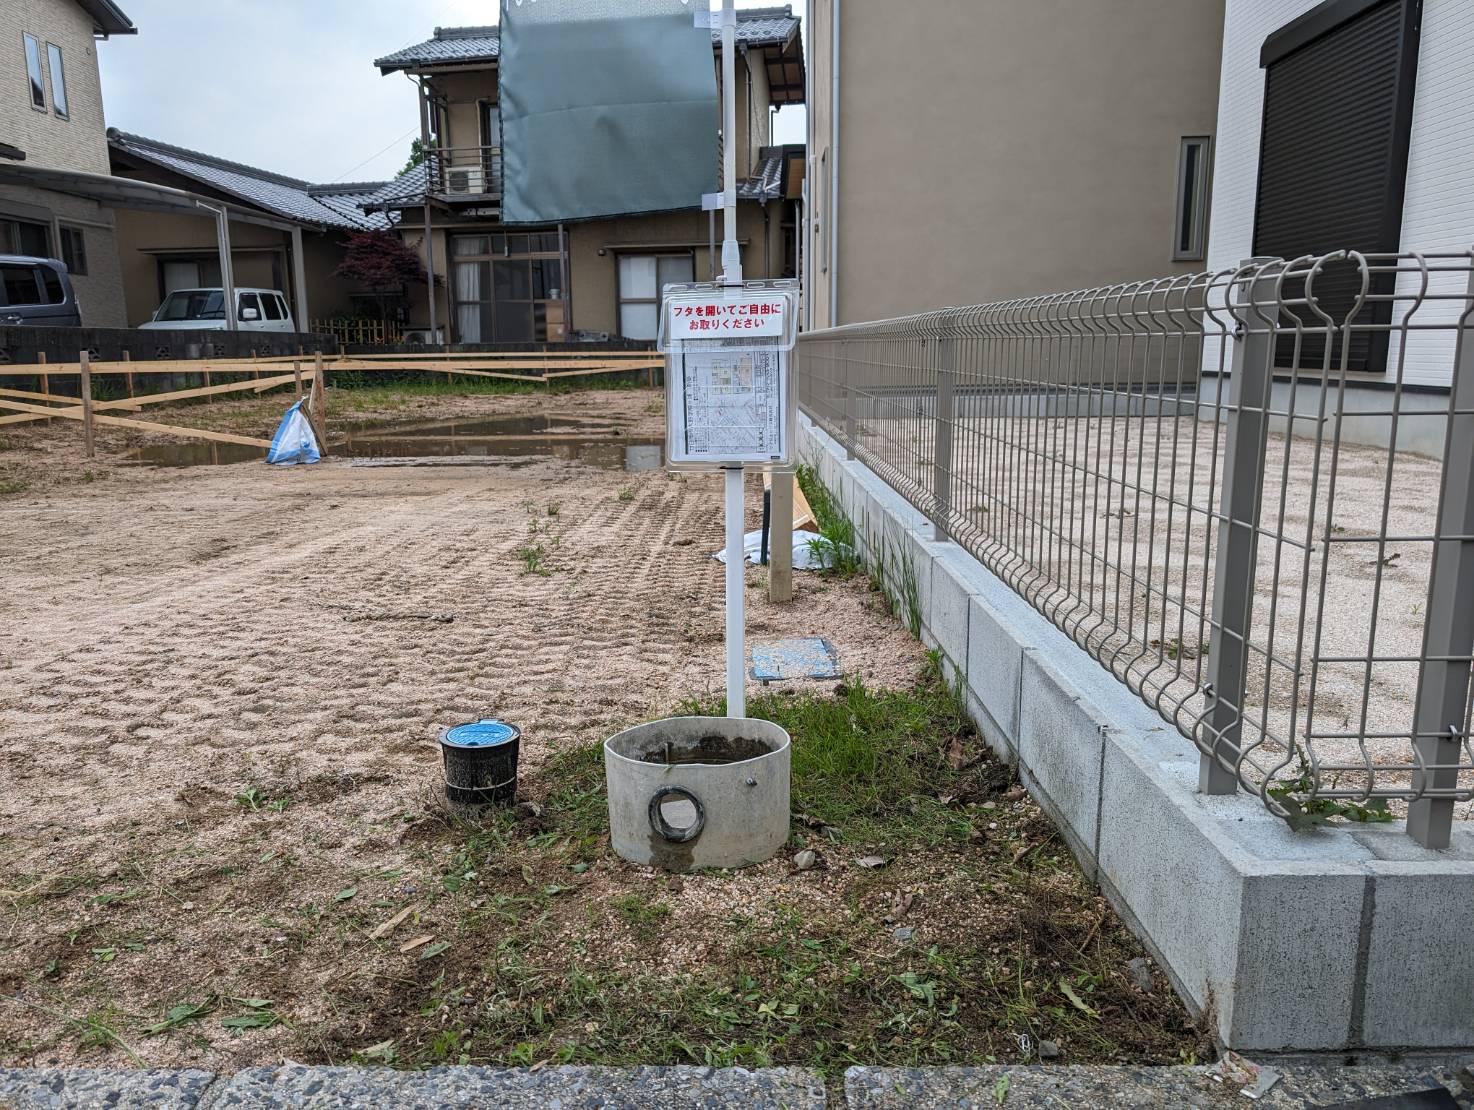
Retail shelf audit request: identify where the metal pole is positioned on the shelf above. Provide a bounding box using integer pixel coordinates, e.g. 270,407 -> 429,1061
1406,266 -> 1474,848
725,464 -> 746,717
202,202 -> 237,333
289,224 -> 310,332
1200,260 -> 1276,794
932,336 -> 955,542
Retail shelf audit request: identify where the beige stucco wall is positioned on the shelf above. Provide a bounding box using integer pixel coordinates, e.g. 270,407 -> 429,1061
807,0 -> 1225,325
0,0 -> 113,173
399,201 -> 787,340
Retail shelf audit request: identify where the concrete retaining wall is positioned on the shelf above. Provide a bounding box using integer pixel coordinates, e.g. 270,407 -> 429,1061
798,413 -> 1474,1058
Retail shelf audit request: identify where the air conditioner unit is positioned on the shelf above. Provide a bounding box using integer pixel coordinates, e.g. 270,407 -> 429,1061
445,167 -> 485,195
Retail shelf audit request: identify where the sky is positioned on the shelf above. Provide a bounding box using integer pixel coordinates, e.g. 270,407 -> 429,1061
97,0 -> 807,187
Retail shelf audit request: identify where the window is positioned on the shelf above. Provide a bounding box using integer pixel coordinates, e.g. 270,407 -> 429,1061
23,33 -> 45,110
39,266 -> 64,303
1173,137 -> 1211,261
450,230 -> 565,342
260,292 -> 283,320
237,292 -> 262,321
1253,0 -> 1420,372
1,215 -> 50,257
617,253 -> 694,340
1,264 -> 43,306
46,43 -> 67,118
59,226 -> 86,275
159,258 -> 222,296
155,290 -> 226,321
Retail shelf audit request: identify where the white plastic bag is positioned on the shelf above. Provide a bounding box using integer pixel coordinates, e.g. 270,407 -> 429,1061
266,400 -> 321,466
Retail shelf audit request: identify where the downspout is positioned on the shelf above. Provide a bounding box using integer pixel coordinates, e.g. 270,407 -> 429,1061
412,73 -> 440,344
828,0 -> 840,328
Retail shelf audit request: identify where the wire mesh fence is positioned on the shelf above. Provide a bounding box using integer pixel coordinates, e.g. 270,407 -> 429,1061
798,251 -> 1474,846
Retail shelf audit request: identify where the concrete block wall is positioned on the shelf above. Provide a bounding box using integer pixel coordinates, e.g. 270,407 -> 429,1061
798,413 -> 1474,1059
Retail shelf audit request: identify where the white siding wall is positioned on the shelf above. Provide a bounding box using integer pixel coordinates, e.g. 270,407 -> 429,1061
1207,0 -> 1474,387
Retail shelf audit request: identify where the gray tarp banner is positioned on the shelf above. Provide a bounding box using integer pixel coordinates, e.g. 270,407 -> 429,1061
499,0 -> 718,225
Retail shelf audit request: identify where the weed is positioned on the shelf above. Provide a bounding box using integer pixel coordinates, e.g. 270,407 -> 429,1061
546,501 -> 561,517
617,486 -> 636,503
517,542 -> 551,577
1267,753 -> 1396,830
0,478 -> 29,496
234,787 -> 288,813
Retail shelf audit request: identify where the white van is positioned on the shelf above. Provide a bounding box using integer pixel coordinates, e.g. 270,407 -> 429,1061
139,288 -> 295,332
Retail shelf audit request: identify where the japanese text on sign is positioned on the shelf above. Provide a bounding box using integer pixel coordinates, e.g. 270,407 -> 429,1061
668,296 -> 786,339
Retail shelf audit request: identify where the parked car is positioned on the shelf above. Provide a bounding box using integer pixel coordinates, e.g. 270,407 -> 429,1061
139,288 -> 295,332
0,255 -> 82,327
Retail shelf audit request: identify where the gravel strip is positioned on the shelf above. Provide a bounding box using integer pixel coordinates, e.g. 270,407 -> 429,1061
844,1064 -> 1473,1108
0,1068 -> 216,1109
199,1065 -> 826,1108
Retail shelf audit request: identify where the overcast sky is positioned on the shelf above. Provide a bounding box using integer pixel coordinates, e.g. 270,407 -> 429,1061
97,0 -> 807,187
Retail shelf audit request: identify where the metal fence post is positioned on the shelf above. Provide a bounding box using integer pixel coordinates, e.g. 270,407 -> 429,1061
1200,260 -> 1277,794
1406,271 -> 1474,849
932,335 -> 956,542
842,339 -> 857,459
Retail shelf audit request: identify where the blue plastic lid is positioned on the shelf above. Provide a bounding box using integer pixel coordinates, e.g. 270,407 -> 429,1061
444,719 -> 520,748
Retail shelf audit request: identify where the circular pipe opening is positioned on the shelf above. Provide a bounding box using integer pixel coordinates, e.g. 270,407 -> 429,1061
648,786 -> 705,843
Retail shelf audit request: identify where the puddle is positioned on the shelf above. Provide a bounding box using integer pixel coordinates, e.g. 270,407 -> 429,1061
124,413 -> 665,471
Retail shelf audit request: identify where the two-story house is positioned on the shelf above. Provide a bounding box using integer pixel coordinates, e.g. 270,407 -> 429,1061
370,6 -> 805,344
0,0 -> 135,325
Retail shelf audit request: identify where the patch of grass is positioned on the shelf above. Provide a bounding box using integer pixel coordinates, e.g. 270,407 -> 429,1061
796,465 -> 862,577
680,655 -> 1004,843
610,893 -> 671,939
617,486 -> 636,502
0,478 -> 30,496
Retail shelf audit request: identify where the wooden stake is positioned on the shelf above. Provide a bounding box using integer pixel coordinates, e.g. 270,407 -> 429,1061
37,351 -> 49,425
294,360 -> 303,402
79,350 -> 95,459
122,349 -> 134,400
768,472 -> 795,603
311,351 -> 328,456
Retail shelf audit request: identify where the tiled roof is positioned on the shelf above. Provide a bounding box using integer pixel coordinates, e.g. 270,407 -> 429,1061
358,164 -> 430,211
106,129 -> 393,231
737,147 -> 784,202
375,6 -> 799,72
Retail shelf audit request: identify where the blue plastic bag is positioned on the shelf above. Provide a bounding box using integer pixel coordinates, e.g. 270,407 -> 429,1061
266,400 -> 321,466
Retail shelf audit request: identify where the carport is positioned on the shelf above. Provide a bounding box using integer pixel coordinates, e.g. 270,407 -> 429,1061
0,162 -> 311,330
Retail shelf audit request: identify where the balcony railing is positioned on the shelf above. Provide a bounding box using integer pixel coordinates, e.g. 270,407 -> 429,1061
426,146 -> 502,201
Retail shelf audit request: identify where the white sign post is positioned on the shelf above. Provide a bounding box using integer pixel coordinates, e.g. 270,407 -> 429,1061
651,0 -> 801,720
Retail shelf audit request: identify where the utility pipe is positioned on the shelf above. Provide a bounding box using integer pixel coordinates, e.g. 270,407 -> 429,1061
829,0 -> 840,327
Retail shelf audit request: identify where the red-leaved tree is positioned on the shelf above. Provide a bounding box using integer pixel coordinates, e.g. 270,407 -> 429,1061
334,230 -> 427,318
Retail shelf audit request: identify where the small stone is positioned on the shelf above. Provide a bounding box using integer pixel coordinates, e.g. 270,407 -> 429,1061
792,849 -> 818,872
893,926 -> 916,942
855,855 -> 887,869
1039,1039 -> 1062,1059
667,876 -> 685,894
1128,956 -> 1154,993
181,901 -> 194,911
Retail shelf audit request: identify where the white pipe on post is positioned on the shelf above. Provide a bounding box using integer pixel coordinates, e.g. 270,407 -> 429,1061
720,0 -> 745,719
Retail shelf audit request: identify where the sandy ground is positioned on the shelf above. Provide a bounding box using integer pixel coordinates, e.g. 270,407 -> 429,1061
848,409 -> 1473,816
3,388 -> 1020,1067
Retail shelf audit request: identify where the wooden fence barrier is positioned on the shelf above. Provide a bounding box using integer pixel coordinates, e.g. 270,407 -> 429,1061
0,350 -> 662,456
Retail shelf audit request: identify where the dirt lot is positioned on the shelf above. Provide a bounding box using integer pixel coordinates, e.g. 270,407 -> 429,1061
0,386 -> 1204,1073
